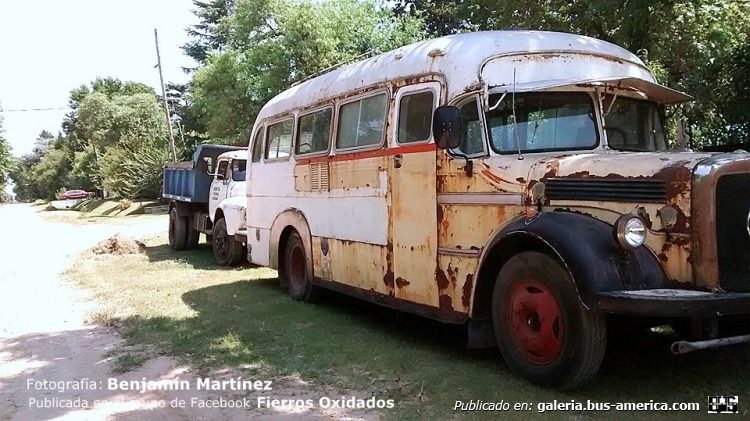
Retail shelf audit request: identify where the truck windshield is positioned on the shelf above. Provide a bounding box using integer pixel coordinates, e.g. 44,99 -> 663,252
603,97 -> 667,151
487,92 -> 598,154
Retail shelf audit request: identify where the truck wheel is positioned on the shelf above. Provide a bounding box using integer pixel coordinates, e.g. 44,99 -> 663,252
283,231 -> 318,302
492,251 -> 606,390
213,218 -> 243,266
169,208 -> 188,251
186,215 -> 201,249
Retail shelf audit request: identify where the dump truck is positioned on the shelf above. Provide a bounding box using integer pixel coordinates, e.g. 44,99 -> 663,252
162,144 -> 248,266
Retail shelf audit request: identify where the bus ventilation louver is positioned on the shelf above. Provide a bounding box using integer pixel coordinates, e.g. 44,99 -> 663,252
545,178 -> 667,203
309,162 -> 330,192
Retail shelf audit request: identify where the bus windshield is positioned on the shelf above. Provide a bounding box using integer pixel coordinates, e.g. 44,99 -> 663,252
487,92 -> 598,154
602,96 -> 667,151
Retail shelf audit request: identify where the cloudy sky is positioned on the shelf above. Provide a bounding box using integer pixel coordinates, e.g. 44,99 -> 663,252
0,0 -> 199,156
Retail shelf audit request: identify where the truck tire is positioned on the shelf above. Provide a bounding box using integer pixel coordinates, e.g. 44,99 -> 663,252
213,218 -> 243,266
492,251 -> 606,390
169,208 -> 188,251
283,231 -> 319,302
186,215 -> 201,249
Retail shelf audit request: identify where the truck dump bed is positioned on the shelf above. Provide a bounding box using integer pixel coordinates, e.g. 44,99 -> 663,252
162,145 -> 243,203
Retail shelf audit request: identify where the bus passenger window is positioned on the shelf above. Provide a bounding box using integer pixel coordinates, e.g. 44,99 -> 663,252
337,93 -> 387,149
265,119 -> 293,160
398,91 -> 434,143
296,108 -> 332,155
251,126 -> 264,162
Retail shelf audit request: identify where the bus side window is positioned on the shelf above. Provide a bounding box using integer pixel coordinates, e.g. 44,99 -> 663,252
453,97 -> 486,156
296,108 -> 332,155
251,126 -> 264,163
265,119 -> 293,160
397,90 -> 434,143
337,93 -> 387,149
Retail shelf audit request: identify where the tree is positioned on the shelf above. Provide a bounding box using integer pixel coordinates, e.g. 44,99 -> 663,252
0,111 -> 14,194
189,0 -> 425,143
182,0 -> 236,66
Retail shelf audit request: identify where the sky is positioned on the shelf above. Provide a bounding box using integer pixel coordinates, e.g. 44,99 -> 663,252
0,0 -> 199,156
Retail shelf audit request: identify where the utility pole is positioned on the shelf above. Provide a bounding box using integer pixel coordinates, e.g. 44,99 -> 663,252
154,28 -> 177,161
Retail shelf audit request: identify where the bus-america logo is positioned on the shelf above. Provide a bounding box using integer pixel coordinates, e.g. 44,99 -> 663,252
708,396 -> 738,414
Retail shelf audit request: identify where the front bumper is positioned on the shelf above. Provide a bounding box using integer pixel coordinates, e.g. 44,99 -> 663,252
596,289 -> 750,317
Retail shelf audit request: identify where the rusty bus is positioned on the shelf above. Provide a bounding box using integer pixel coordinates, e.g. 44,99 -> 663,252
243,31 -> 750,389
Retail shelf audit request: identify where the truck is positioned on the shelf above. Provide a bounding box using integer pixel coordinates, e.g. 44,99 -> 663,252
162,144 -> 249,266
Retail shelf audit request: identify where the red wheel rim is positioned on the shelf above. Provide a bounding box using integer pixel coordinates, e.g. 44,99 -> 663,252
289,245 -> 306,291
506,280 -> 564,365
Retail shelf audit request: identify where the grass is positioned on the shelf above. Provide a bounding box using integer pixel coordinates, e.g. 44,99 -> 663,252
64,234 -> 750,420
39,198 -> 165,225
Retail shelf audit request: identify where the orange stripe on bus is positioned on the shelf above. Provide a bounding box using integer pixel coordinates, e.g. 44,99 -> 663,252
296,143 -> 437,165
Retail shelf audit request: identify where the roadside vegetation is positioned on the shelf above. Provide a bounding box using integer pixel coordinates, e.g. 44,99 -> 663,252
64,231 -> 750,420
5,1 -> 750,202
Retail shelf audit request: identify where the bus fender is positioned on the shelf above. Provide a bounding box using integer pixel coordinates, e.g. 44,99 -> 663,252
474,211 -> 668,312
269,208 -> 313,276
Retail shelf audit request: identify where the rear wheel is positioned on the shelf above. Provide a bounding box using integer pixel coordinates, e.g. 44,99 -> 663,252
168,208 -> 188,251
283,232 -> 318,302
186,215 -> 201,249
492,251 -> 606,390
212,218 -> 243,266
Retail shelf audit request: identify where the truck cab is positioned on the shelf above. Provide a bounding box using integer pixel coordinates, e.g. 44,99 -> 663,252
162,145 -> 249,266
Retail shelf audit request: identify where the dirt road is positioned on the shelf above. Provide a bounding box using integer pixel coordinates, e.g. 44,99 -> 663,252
0,204 -> 367,421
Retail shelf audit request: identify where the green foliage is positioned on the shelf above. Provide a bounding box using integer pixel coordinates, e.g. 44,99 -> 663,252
402,0 -> 750,147
11,78 -> 169,201
190,0 -> 425,144
0,113 -> 13,192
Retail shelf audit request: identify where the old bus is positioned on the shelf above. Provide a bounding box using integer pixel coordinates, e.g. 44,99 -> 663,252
242,31 -> 750,389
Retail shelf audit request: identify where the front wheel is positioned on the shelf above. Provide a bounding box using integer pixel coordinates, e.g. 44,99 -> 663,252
492,251 -> 606,390
212,218 -> 244,266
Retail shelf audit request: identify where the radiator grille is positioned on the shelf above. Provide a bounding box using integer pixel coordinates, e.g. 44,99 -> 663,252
716,173 -> 750,292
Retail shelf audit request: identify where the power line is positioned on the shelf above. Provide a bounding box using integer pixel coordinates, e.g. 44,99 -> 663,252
0,107 -> 71,113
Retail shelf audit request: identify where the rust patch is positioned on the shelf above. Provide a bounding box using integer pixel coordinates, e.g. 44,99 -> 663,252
384,241 -> 394,288
447,264 -> 458,288
395,277 -> 410,288
383,270 -> 395,289
462,273 -> 474,308
439,294 -> 454,311
653,161 -> 692,201
436,265 -> 449,290
658,253 -> 669,263
636,207 -> 652,230
565,170 -> 591,178
516,177 -> 526,183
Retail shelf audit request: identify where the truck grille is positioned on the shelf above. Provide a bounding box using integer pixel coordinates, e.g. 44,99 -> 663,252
716,173 -> 750,292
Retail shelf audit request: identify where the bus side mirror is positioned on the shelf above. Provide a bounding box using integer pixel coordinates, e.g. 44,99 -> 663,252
433,106 -> 462,149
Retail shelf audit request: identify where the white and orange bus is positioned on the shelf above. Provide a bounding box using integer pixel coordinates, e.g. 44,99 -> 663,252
242,31 -> 750,389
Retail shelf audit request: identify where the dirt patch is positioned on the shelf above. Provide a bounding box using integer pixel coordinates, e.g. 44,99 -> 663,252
90,234 -> 146,255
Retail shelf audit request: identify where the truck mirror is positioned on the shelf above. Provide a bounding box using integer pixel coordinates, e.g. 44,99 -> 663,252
433,106 -> 462,149
203,157 -> 213,174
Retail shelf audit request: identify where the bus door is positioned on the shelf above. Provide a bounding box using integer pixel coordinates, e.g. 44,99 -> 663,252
389,82 -> 441,308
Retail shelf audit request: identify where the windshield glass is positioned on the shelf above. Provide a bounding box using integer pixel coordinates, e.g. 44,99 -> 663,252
232,160 -> 247,182
603,97 -> 667,151
487,92 -> 598,154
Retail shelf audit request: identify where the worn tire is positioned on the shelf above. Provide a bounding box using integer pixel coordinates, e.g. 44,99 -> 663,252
212,218 -> 243,266
186,215 -> 201,249
492,251 -> 607,390
169,208 -> 188,251
283,232 -> 318,302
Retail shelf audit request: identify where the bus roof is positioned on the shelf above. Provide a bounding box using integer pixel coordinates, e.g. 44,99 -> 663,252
255,30 -> 685,123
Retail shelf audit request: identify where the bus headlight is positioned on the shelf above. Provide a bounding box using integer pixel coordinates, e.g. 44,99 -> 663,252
614,215 -> 647,250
